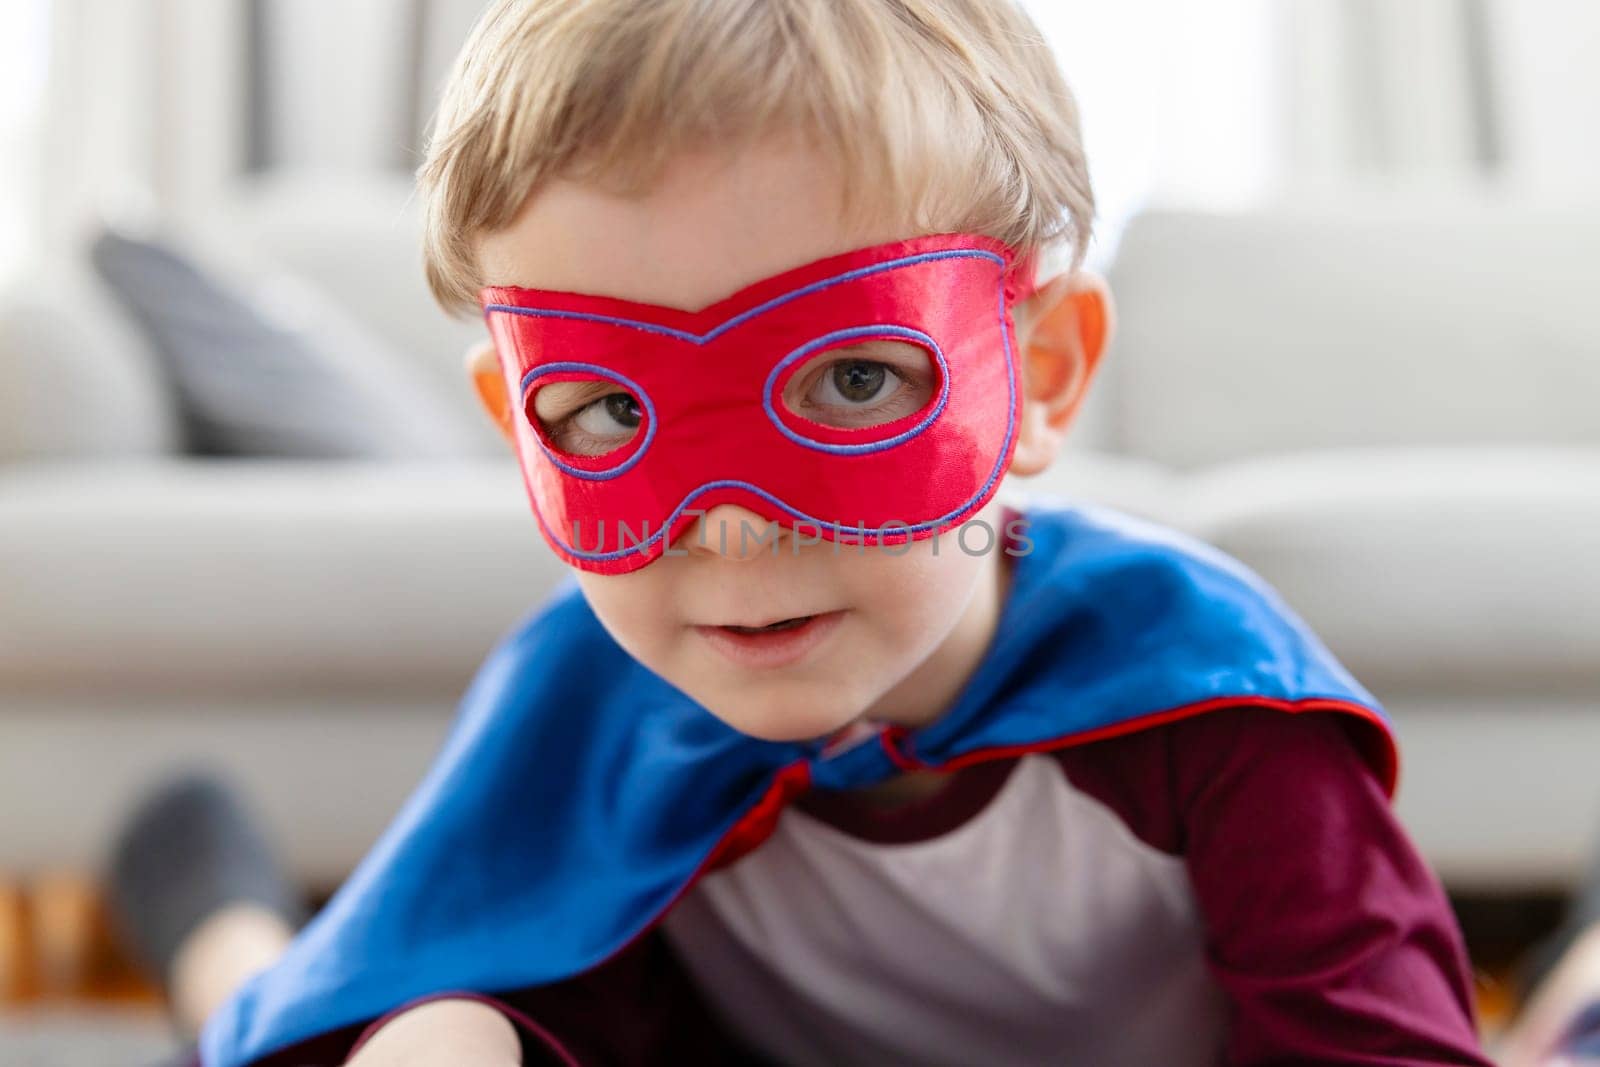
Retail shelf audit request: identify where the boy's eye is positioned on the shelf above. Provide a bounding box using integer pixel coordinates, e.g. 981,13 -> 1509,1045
533,384 -> 643,457
782,340 -> 935,430
576,393 -> 642,434
824,361 -> 890,405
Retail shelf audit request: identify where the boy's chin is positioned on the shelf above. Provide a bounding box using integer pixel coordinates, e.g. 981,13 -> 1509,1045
698,697 -> 866,745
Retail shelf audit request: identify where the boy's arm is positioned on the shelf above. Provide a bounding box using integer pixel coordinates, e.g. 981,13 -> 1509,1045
229,920 -> 743,1066
343,998 -> 524,1067
1168,707 -> 1491,1066
228,994 -> 567,1067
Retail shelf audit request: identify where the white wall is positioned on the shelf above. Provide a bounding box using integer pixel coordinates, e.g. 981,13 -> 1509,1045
1492,0 -> 1600,201
33,0 -> 248,249
258,0 -> 418,172
1284,0 -> 1493,181
18,0 -> 1600,280
36,0 -> 162,250
0,0 -> 55,281
1020,0 -> 1283,268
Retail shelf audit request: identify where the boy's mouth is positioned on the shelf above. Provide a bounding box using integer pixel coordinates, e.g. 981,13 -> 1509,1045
722,615 -> 815,634
694,610 -> 846,669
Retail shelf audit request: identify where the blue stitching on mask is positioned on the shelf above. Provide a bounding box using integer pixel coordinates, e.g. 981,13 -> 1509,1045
524,261 -> 1019,565
483,249 -> 1005,341
520,362 -> 657,480
761,325 -> 948,455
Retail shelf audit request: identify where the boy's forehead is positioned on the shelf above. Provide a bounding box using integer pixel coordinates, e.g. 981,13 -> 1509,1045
474,139 -> 917,313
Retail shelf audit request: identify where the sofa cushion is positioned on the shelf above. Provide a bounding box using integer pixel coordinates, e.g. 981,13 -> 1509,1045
1184,446 -> 1600,693
1110,201 -> 1600,468
0,460 -> 566,694
213,175 -> 493,439
90,229 -> 485,459
1002,448 -> 1181,526
0,273 -> 181,461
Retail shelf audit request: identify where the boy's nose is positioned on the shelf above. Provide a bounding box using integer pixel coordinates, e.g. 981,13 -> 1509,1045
680,504 -> 787,561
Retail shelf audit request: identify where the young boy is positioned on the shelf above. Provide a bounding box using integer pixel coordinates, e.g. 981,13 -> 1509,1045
183,1 -> 1491,1063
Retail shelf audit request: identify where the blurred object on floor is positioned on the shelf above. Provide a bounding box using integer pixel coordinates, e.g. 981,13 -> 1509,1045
0,873 -> 172,1065
0,876 -> 161,1007
0,1007 -> 174,1067
0,883 -> 26,1002
107,772 -> 303,1037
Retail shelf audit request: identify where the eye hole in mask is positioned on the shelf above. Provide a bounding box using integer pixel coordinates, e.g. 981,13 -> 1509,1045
766,328 -> 949,453
528,375 -> 648,461
777,339 -> 938,431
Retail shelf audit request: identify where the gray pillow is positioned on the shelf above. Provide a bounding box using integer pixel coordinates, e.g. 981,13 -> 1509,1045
90,228 -> 482,459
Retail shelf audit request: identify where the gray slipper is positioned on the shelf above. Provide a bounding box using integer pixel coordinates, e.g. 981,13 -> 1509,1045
105,772 -> 305,988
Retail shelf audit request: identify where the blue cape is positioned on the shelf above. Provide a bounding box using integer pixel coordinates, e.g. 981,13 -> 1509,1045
202,500 -> 1395,1066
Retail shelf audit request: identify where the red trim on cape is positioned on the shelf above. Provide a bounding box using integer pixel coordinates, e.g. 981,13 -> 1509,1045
879,695 -> 1398,797
481,695 -> 1395,1022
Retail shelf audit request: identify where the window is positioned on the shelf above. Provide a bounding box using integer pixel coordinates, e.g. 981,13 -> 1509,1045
0,0 -> 50,280
1019,0 -> 1282,266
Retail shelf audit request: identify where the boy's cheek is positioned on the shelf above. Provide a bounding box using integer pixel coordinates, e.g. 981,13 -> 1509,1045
573,570 -> 672,656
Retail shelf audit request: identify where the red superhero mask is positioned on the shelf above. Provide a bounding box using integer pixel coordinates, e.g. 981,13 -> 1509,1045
481,232 -> 1035,574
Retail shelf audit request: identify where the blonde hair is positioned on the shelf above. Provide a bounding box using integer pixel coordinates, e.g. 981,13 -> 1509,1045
419,0 -> 1094,313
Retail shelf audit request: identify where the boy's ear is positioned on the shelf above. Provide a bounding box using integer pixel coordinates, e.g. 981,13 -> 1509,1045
1007,272 -> 1114,477
466,341 -> 518,448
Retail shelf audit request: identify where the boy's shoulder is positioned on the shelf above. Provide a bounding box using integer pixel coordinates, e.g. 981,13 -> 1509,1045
1049,701 -> 1392,849
1008,496 -> 1357,686
993,494 -> 1347,673
892,496 -> 1396,791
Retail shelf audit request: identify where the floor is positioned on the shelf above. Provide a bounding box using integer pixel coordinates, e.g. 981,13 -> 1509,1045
1,877 -> 177,1065
0,1010 -> 176,1067
0,877 -> 1567,1063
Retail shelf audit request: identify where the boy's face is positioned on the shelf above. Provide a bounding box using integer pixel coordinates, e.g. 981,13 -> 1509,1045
473,138 -> 1106,742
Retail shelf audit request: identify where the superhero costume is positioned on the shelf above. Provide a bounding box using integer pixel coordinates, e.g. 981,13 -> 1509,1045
199,235 -> 1397,1066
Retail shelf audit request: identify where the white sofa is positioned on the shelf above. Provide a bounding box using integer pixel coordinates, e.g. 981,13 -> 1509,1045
2,178 -> 1596,890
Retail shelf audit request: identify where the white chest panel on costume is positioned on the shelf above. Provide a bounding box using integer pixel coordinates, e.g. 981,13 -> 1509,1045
661,753 -> 1227,1067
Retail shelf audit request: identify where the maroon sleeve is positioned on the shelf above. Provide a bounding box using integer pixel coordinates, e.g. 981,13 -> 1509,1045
1063,707 -> 1489,1066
